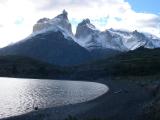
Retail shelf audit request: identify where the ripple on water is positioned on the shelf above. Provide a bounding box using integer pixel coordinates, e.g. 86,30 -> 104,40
0,77 -> 109,119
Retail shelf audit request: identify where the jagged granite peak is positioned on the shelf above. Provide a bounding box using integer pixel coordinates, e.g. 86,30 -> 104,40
75,18 -> 97,39
37,18 -> 50,23
33,10 -> 73,36
28,11 -> 160,52
0,10 -> 93,66
106,29 -> 160,50
79,19 -> 91,25
55,9 -> 68,20
74,19 -> 101,51
75,24 -> 160,52
1,10 -> 160,65
0,30 -> 91,66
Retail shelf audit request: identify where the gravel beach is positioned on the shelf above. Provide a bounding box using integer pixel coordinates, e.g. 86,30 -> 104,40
2,79 -> 151,120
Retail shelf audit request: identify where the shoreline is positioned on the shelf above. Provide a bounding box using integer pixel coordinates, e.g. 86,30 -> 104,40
2,79 -> 151,120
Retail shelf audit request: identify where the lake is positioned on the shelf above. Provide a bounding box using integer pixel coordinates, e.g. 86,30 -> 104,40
0,77 -> 108,119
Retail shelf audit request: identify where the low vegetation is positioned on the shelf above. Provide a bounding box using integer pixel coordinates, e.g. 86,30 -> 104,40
69,47 -> 160,80
0,55 -> 68,79
1,47 -> 160,120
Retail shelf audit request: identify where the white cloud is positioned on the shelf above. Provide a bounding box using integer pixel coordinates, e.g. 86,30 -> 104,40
0,0 -> 159,47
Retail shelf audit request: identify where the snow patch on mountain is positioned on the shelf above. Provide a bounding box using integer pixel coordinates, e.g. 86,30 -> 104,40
75,19 -> 160,51
31,10 -> 160,52
32,10 -> 74,40
12,10 -> 160,52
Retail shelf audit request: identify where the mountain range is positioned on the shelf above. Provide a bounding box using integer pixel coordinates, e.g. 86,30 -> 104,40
0,10 -> 160,66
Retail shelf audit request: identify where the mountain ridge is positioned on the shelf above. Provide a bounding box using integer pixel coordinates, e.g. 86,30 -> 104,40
28,10 -> 160,52
0,30 -> 91,66
0,10 -> 160,66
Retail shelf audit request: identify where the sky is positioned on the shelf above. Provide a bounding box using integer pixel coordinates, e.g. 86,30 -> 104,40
0,0 -> 159,48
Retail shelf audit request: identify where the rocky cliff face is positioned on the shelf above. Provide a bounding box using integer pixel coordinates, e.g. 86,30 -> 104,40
33,10 -> 73,36
0,10 -> 160,66
0,10 -> 91,66
75,19 -> 160,51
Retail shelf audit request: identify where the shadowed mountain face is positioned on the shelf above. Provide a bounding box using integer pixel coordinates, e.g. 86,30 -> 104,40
75,19 -> 160,51
1,47 -> 160,80
0,10 -> 160,67
0,10 -> 120,66
0,31 -> 91,66
0,55 -> 67,79
67,47 -> 160,80
0,10 -> 92,66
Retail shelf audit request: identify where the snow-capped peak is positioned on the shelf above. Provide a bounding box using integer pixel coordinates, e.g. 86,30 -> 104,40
37,18 -> 50,24
31,11 -> 160,52
75,25 -> 160,52
79,19 -> 97,31
80,19 -> 90,24
32,10 -> 73,38
55,9 -> 68,20
75,19 -> 98,39
74,19 -> 101,50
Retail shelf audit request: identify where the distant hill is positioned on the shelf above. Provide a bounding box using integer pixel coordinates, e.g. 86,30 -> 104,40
70,47 -> 160,80
0,55 -> 68,79
1,47 -> 160,80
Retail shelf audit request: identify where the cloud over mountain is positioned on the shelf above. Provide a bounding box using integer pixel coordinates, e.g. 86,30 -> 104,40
0,0 -> 159,47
